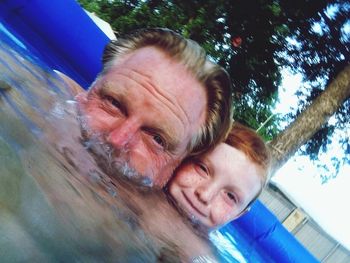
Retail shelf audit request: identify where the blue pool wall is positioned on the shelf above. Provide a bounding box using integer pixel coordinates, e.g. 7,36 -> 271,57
223,200 -> 319,262
0,0 -> 110,88
0,1 -> 319,262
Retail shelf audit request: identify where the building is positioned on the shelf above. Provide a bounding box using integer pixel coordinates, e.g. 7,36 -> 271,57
260,183 -> 350,262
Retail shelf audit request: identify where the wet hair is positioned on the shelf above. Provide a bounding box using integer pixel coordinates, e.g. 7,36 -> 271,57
225,122 -> 271,209
100,28 -> 233,156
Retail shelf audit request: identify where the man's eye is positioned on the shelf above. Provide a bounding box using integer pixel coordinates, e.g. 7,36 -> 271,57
153,134 -> 166,148
105,95 -> 121,109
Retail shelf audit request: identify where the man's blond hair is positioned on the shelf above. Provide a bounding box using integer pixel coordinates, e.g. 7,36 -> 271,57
100,28 -> 233,156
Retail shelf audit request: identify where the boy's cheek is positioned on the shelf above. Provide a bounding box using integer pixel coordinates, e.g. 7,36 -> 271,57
169,184 -> 182,202
212,204 -> 236,226
175,169 -> 201,187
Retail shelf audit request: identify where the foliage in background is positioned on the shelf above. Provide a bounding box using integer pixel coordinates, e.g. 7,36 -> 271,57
78,0 -> 349,166
277,1 -> 349,163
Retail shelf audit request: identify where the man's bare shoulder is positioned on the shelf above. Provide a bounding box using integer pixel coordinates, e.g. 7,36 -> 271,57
54,70 -> 85,96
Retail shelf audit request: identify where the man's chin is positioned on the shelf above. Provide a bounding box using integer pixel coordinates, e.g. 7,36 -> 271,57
76,113 -> 158,188
81,135 -> 156,188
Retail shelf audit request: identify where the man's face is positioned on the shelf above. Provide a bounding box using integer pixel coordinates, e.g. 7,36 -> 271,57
78,47 -> 207,187
169,143 -> 262,230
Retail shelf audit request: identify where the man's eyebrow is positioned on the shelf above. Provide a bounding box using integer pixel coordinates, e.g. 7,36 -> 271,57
99,81 -> 122,96
99,82 -> 129,112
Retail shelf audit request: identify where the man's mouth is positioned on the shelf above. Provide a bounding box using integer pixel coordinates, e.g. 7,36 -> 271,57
181,191 -> 206,218
81,135 -> 155,188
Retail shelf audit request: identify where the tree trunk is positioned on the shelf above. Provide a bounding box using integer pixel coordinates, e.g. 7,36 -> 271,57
269,65 -> 350,175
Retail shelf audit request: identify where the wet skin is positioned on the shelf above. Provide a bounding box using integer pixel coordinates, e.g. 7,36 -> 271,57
78,47 -> 207,187
169,143 -> 262,230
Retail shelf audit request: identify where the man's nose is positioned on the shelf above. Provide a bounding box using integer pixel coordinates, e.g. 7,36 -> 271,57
107,120 -> 139,149
195,184 -> 216,205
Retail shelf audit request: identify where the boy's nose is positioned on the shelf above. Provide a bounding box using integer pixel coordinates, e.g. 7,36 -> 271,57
195,184 -> 216,205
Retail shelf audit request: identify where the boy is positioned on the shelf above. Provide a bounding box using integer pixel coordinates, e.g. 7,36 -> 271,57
167,122 -> 271,231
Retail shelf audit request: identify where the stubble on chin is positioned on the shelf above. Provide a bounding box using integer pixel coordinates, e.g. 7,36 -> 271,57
78,120 -> 154,188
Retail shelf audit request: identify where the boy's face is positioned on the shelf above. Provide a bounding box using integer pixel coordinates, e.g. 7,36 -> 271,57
168,143 -> 262,230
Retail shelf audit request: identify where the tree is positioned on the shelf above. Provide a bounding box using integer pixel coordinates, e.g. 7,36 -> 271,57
269,65 -> 350,175
277,0 -> 350,163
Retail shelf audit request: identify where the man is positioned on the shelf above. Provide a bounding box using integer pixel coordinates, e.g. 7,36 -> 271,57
73,28 -> 233,188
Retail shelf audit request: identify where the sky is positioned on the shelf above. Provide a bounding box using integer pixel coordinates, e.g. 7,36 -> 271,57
272,69 -> 350,251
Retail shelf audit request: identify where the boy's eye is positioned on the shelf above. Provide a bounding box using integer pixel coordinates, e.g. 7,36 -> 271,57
197,162 -> 209,175
226,192 -> 236,202
199,163 -> 207,172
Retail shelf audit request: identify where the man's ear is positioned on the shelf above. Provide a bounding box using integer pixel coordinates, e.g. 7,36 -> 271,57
54,70 -> 84,96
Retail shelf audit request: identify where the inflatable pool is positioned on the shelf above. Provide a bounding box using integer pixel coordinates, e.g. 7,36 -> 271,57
0,1 -> 319,262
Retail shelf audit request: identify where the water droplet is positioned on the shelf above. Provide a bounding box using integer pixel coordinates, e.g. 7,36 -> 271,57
141,177 -> 153,187
88,169 -> 102,183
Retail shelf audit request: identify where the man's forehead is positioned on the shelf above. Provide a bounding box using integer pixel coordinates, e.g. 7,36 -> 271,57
110,46 -> 207,142
115,47 -> 206,112
111,46 -> 173,76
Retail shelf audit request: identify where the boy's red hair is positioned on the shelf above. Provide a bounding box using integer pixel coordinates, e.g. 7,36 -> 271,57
225,122 -> 271,189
